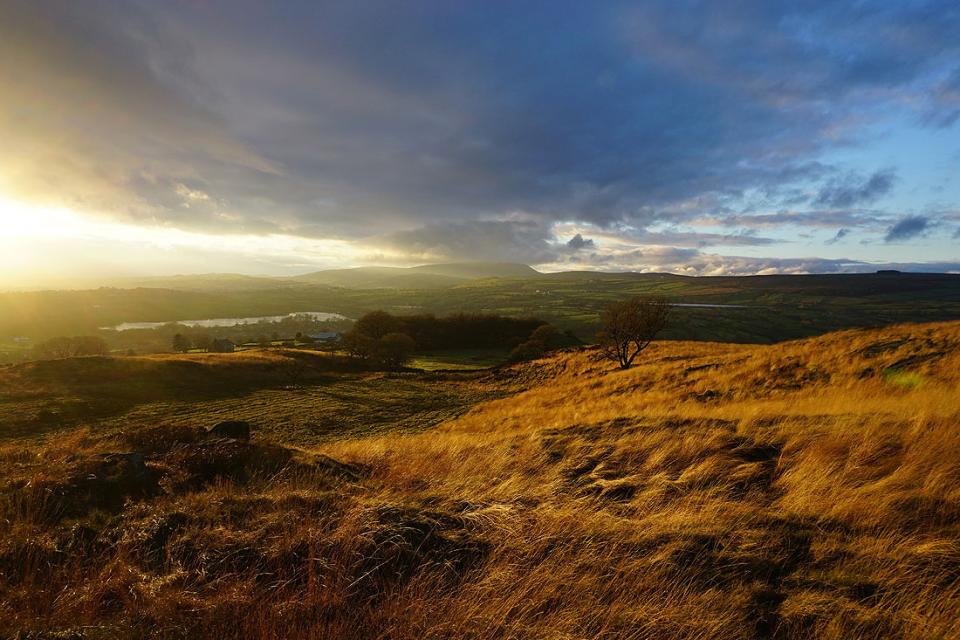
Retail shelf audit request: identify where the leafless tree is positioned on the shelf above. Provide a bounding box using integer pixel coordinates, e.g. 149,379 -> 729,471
596,296 -> 670,369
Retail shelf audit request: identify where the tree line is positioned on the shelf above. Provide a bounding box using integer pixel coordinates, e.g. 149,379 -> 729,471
340,311 -> 580,368
33,335 -> 109,359
334,301 -> 670,370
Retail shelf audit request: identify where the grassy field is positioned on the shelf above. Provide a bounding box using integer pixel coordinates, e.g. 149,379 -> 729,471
0,349 -> 510,445
408,348 -> 512,371
1,321 -> 959,638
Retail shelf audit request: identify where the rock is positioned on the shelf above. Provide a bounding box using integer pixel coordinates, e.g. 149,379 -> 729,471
206,420 -> 251,441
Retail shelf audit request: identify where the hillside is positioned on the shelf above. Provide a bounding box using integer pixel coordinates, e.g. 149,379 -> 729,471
292,262 -> 540,289
1,321 -> 958,638
107,273 -> 301,292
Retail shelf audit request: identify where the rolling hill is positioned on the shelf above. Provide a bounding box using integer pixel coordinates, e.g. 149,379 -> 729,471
1,321 -> 958,638
292,262 -> 540,288
2,268 -> 960,351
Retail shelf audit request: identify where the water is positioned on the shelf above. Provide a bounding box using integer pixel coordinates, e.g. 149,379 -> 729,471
103,311 -> 350,332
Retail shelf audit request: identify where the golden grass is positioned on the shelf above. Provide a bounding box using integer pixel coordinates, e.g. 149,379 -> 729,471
1,321 -> 959,638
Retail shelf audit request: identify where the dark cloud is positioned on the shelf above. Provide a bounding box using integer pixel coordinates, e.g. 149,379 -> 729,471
694,210 -> 888,230
566,234 -> 596,251
0,0 -> 957,265
614,227 -> 782,247
814,170 -> 896,208
373,219 -> 561,264
885,216 -> 933,242
826,228 -> 851,244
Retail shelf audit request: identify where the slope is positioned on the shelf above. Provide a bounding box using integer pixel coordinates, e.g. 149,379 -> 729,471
2,321 -> 958,638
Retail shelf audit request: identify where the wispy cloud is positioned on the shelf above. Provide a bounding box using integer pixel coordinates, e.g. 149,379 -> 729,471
814,170 -> 896,208
826,228 -> 851,244
885,216 -> 933,242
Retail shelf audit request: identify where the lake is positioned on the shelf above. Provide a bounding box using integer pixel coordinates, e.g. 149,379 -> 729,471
103,311 -> 350,332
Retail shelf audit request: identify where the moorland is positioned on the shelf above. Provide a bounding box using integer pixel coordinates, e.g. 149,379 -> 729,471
1,318 -> 958,639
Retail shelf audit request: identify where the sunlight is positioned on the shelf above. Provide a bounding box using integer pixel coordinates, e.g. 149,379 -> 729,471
0,197 -> 82,238
0,194 -> 377,287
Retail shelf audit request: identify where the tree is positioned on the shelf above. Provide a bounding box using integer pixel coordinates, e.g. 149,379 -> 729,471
340,330 -> 377,360
70,335 -> 108,356
375,332 -> 415,369
35,336 -> 76,359
596,296 -> 670,369
354,311 -> 402,340
282,356 -> 308,388
509,324 -> 565,362
172,333 -> 191,353
193,332 -> 213,352
34,335 -> 109,359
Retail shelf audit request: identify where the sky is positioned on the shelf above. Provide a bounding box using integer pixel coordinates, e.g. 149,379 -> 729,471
1,0 -> 959,287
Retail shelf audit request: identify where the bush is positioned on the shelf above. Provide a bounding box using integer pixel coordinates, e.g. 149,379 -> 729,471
375,333 -> 416,369
509,324 -> 578,362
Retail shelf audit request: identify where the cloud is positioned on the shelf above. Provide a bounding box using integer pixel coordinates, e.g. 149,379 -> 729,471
565,234 -> 596,251
926,67 -> 960,127
885,216 -> 933,242
695,210 -> 888,229
826,228 -> 851,244
814,170 -> 896,208
371,219 -> 561,264
542,248 -> 960,277
0,1 -> 957,270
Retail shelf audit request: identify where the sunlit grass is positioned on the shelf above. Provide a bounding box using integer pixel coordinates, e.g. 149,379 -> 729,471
1,321 -> 958,638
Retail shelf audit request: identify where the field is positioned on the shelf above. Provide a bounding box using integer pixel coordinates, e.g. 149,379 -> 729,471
0,350 -> 509,444
1,320 -> 958,638
3,272 -> 960,354
408,348 -> 512,371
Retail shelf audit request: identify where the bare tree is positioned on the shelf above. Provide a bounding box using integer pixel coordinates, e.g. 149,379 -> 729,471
597,296 -> 671,369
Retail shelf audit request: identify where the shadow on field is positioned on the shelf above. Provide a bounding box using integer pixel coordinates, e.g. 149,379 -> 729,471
0,351 -> 363,439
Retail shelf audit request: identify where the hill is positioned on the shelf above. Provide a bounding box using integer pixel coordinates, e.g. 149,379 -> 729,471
106,273 -> 301,292
1,321 -> 958,638
293,262 -> 540,289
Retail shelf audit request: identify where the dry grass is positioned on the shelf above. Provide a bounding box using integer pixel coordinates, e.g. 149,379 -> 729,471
1,321 -> 959,639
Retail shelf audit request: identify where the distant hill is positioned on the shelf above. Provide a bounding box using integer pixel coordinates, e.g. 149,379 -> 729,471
293,262 -> 540,289
108,273 -> 300,292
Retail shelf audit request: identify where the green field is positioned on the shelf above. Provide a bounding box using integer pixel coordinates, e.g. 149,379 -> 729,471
408,348 -> 512,371
2,271 -> 960,352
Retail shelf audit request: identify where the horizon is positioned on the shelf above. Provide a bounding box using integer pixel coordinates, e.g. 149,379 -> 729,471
1,1 -> 959,287
5,260 -> 960,295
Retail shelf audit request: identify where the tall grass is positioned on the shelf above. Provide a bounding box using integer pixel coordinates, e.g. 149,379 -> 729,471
1,321 -> 958,638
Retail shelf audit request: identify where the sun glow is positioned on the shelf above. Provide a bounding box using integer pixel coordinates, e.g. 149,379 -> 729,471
0,196 -> 372,289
